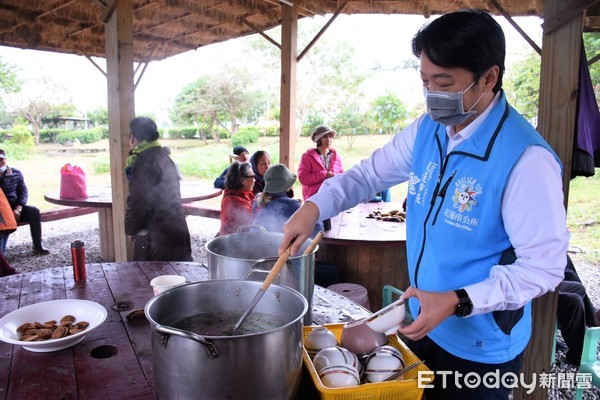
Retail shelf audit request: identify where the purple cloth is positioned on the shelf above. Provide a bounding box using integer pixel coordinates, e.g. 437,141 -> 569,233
572,41 -> 600,177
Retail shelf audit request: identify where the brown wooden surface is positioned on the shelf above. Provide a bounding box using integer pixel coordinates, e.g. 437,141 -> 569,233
318,202 -> 409,311
43,182 -> 222,262
0,262 -> 370,400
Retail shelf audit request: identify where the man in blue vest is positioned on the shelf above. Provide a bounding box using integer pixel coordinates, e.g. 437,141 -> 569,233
279,9 -> 569,400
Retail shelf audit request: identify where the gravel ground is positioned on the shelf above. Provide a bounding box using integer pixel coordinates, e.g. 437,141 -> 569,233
3,214 -> 600,399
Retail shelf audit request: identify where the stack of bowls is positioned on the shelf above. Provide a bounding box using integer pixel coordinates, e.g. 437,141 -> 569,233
364,345 -> 406,383
313,346 -> 361,388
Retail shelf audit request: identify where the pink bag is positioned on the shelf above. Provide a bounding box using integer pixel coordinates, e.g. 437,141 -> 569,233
60,164 -> 88,199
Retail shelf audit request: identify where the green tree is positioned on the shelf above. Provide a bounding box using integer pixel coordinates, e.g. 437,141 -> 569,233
171,67 -> 258,143
0,57 -> 21,109
87,107 -> 109,126
371,93 -> 408,134
505,51 -> 540,121
584,33 -> 600,103
19,100 -> 76,144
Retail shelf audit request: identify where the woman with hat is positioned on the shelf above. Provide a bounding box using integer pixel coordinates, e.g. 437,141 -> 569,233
253,164 -> 336,286
298,125 -> 344,201
253,164 -> 322,238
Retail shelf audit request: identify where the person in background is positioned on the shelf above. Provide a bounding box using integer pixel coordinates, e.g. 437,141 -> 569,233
0,149 -> 50,255
213,146 -> 250,189
253,164 -> 336,287
124,117 -> 192,261
249,150 -> 272,195
0,189 -> 17,275
279,9 -> 569,400
298,125 -> 344,202
370,188 -> 392,202
557,254 -> 598,365
218,161 -> 255,236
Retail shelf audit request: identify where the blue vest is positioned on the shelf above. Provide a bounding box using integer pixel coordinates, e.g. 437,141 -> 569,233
406,92 -> 560,363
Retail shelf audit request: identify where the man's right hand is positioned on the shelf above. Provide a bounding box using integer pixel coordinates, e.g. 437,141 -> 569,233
279,201 -> 320,256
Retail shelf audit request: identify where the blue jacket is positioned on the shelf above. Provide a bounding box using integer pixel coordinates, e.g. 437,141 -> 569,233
406,92 -> 559,363
253,192 -> 323,238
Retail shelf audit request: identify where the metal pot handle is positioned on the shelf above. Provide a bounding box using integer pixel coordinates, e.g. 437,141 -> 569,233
243,257 -> 290,283
237,224 -> 266,233
154,324 -> 220,359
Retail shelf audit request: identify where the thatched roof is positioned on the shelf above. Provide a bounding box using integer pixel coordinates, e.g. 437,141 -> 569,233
0,0 -> 598,63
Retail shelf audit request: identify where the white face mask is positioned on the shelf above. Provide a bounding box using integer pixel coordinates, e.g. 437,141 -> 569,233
0,165 -> 7,173
424,81 -> 485,126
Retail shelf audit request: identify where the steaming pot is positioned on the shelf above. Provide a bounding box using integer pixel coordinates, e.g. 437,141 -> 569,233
145,280 -> 308,400
205,231 -> 316,324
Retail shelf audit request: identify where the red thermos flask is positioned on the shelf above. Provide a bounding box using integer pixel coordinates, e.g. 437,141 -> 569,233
71,240 -> 86,281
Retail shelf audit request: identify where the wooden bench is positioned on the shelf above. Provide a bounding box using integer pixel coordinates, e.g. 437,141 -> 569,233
182,203 -> 221,219
17,206 -> 98,226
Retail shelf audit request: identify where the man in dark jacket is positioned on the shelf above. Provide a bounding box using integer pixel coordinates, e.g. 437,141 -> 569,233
213,145 -> 250,189
124,117 -> 192,261
0,149 -> 49,255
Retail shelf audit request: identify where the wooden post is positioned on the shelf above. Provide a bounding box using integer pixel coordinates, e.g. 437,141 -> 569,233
513,0 -> 582,398
105,0 -> 135,261
279,4 -> 297,171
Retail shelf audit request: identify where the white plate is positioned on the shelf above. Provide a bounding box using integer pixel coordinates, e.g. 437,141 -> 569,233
0,299 -> 107,352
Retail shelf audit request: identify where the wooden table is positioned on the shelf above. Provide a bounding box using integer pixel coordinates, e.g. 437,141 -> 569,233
318,201 -> 409,311
0,262 -> 370,399
44,181 -> 222,261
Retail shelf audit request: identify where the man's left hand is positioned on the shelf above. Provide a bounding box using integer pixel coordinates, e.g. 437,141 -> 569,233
398,287 -> 459,340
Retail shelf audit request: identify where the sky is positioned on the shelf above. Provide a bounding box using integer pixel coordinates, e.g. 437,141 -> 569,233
0,14 -> 543,125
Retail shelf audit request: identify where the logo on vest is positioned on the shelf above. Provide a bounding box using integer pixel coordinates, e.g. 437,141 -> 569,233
409,162 -> 437,206
452,176 -> 482,213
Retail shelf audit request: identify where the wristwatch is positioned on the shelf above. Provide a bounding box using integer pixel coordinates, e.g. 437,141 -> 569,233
454,289 -> 473,317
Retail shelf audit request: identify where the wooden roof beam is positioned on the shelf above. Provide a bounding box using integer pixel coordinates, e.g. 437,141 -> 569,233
488,0 -> 542,55
542,0 -> 600,33
243,16 -> 281,49
0,0 -> 81,35
298,0 -> 347,61
260,0 -> 318,17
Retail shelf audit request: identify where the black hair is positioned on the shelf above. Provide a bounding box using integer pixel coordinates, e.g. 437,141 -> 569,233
225,161 -> 253,190
412,9 -> 505,93
130,116 -> 160,142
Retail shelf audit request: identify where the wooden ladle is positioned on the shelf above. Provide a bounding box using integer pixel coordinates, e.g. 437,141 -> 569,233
229,231 -> 324,335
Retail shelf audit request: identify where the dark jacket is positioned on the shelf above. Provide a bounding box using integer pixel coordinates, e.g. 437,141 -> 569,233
213,166 -> 229,189
0,167 -> 28,209
125,147 -> 192,261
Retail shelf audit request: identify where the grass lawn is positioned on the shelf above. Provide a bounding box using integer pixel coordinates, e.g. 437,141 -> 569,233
9,135 -> 600,264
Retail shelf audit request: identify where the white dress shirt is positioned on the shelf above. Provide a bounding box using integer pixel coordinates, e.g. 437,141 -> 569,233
309,92 -> 570,315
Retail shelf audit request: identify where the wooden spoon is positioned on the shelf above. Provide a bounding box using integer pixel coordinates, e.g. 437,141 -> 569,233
229,231 -> 324,335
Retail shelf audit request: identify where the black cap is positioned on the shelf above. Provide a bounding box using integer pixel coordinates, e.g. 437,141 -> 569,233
233,146 -> 248,156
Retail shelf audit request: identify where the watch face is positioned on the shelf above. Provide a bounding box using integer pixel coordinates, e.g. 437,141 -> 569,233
456,302 -> 473,317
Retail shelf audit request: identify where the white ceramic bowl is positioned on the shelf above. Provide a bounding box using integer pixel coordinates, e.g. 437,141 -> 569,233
318,364 -> 360,388
313,346 -> 360,373
305,326 -> 338,358
0,299 -> 107,352
365,351 -> 405,383
366,298 -> 406,336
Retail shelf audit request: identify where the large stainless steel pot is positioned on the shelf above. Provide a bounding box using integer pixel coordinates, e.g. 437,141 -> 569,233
145,280 -> 308,400
205,231 -> 316,324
